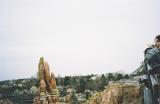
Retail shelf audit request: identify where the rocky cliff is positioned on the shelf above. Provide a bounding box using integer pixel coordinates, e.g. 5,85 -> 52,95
84,81 -> 143,104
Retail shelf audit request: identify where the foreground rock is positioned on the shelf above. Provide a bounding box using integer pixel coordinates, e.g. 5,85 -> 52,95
84,81 -> 143,104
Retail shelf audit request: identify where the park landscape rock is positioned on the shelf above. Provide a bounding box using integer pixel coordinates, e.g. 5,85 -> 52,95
33,57 -> 60,104
84,82 -> 143,104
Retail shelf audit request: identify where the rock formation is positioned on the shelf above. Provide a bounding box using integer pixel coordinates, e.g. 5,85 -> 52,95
33,57 -> 60,104
84,82 -> 143,104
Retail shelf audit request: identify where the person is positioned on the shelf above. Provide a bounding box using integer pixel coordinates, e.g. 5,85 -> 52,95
145,35 -> 160,61
142,35 -> 160,75
142,35 -> 160,104
144,35 -> 160,74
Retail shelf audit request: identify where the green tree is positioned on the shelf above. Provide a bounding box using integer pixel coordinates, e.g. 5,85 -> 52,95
86,75 -> 91,81
85,90 -> 91,100
124,74 -> 129,79
107,73 -> 115,81
116,73 -> 123,80
99,74 -> 107,90
70,77 -> 77,87
64,76 -> 71,86
71,91 -> 78,104
59,87 -> 67,96
77,78 -> 86,93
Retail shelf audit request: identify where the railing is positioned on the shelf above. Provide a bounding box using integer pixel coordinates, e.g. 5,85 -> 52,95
0,94 -> 34,104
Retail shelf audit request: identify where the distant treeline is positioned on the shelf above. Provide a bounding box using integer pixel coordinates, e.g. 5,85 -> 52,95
0,73 -> 129,103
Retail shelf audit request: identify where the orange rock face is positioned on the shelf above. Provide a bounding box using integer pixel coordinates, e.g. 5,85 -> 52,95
101,83 -> 141,104
44,62 -> 50,82
39,80 -> 46,92
84,82 -> 143,104
50,73 -> 57,89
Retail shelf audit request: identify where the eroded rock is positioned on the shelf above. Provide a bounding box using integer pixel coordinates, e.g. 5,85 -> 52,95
84,82 -> 143,104
33,57 -> 60,104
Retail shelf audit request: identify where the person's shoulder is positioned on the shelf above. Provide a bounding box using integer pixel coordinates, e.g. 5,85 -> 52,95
150,47 -> 159,52
145,47 -> 159,54
144,47 -> 153,54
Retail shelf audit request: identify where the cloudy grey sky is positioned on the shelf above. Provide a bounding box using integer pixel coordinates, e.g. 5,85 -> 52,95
0,0 -> 160,81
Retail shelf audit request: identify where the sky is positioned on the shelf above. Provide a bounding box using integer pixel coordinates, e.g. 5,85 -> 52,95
0,0 -> 160,81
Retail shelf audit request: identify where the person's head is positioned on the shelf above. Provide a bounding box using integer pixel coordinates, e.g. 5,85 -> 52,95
155,35 -> 160,49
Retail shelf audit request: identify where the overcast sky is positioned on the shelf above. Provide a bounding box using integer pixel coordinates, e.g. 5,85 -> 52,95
0,0 -> 160,81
